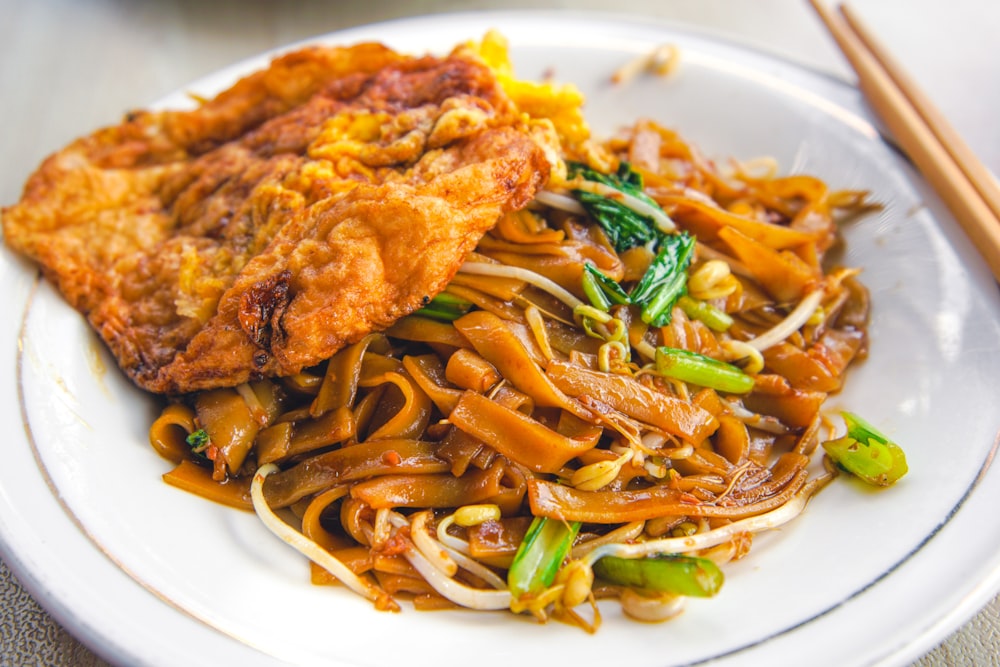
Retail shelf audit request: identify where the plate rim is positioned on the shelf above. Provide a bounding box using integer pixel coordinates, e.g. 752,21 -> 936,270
3,9 -> 1000,667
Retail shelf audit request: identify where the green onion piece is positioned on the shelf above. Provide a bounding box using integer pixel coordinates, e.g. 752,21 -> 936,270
843,412 -> 888,445
186,428 -> 211,455
415,292 -> 473,322
582,263 -> 631,311
593,554 -> 724,598
632,232 -> 695,327
507,517 -> 581,599
655,346 -> 754,394
677,295 -> 733,332
822,412 -> 908,486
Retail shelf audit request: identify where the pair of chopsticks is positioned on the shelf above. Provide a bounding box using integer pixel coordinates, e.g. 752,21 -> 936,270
809,1 -> 1000,283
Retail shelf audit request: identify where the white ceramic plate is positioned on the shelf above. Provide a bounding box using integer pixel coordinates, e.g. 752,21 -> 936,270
3,11 -> 1000,667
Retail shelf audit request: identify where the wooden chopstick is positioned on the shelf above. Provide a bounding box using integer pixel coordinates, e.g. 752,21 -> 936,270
838,4 -> 1000,224
809,0 -> 1000,283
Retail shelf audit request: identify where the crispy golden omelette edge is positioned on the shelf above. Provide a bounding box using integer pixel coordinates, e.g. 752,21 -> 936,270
1,41 -> 558,395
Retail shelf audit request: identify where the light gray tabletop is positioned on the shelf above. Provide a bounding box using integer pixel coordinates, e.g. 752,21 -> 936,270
2,0 -> 997,665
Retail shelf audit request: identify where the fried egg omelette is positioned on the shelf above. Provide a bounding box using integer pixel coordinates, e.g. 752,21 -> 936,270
3,37 -> 567,394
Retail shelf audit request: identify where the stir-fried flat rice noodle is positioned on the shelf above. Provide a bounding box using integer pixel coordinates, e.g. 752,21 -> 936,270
148,32 -> 884,629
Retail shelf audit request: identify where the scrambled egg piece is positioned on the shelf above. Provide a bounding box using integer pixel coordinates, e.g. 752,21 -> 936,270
473,30 -> 590,148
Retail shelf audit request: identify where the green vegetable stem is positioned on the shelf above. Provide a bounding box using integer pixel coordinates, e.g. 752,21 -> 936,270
655,346 -> 755,394
593,554 -> 724,598
415,292 -> 474,321
676,295 -> 733,332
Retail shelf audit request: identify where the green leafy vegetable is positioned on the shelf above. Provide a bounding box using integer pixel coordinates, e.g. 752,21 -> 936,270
630,232 -> 696,327
507,516 -> 581,599
567,161 -> 658,208
574,191 -> 657,251
567,161 -> 662,252
580,233 -> 695,327
593,554 -> 724,598
823,412 -> 908,487
655,346 -> 754,394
